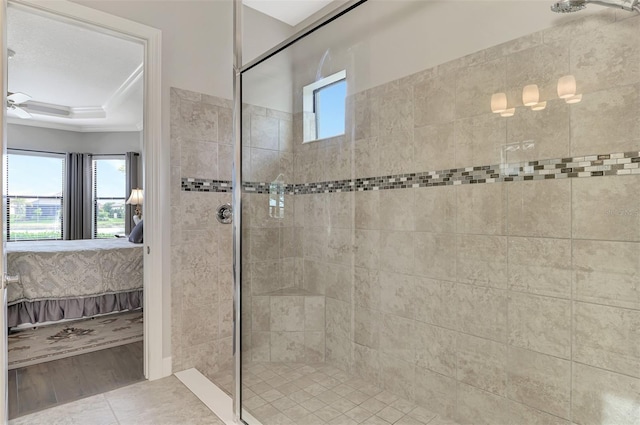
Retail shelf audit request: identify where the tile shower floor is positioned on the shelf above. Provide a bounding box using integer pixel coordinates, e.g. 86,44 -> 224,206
242,362 -> 460,425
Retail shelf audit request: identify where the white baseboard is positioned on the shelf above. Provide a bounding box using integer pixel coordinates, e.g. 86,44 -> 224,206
175,369 -> 234,425
162,356 -> 173,377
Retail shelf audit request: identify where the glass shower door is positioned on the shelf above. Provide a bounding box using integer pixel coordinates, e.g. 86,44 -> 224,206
237,1 -> 640,424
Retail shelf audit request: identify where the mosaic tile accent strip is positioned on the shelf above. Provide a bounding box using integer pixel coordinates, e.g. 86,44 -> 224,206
181,178 -> 296,194
181,151 -> 640,194
181,178 -> 233,193
243,182 -> 296,195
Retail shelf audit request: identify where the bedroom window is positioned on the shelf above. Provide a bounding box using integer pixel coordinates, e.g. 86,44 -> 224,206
6,152 -> 65,241
92,157 -> 126,238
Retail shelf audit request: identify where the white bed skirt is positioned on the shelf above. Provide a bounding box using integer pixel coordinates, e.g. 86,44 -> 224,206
6,238 -> 143,327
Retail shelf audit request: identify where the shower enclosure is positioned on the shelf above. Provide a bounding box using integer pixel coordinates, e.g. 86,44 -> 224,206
234,1 -> 640,423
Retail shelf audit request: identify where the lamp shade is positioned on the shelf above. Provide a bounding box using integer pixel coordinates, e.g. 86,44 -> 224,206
522,84 -> 539,107
126,188 -> 144,205
557,75 -> 576,99
491,93 -> 507,113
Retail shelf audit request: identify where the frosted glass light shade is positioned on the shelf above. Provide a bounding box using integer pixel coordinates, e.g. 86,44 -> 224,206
500,108 -> 515,117
522,84 -> 539,106
491,93 -> 507,113
565,94 -> 582,104
557,75 -> 576,99
531,101 -> 547,111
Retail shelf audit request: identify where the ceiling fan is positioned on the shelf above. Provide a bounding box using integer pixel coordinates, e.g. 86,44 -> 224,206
6,91 -> 72,119
6,48 -> 70,120
7,92 -> 32,119
5,49 -> 31,119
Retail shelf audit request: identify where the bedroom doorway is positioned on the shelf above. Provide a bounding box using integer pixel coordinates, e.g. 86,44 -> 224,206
0,0 -> 164,422
5,4 -> 145,420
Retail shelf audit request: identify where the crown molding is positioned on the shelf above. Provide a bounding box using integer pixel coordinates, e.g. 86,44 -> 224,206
7,117 -> 141,133
20,100 -> 107,119
21,100 -> 70,116
69,106 -> 106,119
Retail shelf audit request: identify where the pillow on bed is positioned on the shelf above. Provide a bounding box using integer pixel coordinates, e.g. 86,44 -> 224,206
129,219 -> 143,244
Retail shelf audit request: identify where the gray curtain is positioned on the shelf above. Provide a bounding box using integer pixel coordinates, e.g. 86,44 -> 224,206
63,153 -> 92,240
125,152 -> 140,235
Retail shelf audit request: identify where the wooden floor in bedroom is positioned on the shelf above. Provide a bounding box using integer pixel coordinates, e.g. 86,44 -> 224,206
8,341 -> 144,419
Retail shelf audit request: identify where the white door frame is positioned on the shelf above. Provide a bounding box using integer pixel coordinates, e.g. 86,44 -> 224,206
0,1 -> 166,420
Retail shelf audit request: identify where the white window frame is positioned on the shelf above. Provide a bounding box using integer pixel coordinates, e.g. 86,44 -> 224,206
6,150 -> 65,241
302,70 -> 346,143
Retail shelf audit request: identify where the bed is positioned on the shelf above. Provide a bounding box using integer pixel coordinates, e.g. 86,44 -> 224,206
6,238 -> 143,327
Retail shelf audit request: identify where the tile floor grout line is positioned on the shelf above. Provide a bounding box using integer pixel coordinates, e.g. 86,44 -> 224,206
104,394 -> 122,425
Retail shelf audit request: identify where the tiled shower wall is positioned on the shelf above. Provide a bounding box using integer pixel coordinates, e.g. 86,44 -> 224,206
170,88 -> 234,380
291,10 -> 640,425
170,88 -> 304,380
242,105 -> 329,365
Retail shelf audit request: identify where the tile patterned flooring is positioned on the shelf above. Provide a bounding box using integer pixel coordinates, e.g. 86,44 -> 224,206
9,375 -> 225,425
242,362 -> 459,425
9,361 -> 461,425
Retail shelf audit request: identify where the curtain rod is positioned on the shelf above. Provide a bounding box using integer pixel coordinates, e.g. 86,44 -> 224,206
9,148 -> 65,155
8,148 -> 138,156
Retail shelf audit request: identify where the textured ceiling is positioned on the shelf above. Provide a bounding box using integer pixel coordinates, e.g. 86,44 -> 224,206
244,0 -> 333,26
7,5 -> 144,132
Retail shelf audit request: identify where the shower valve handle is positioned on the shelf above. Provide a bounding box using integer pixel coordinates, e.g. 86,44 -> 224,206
217,203 -> 233,224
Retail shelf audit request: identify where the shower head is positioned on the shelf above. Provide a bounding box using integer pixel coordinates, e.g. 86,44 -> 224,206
551,0 -> 639,13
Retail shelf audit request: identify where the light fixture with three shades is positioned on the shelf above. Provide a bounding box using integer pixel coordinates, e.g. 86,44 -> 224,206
491,74 -> 582,117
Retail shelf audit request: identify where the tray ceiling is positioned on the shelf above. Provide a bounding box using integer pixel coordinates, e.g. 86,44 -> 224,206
7,5 -> 143,132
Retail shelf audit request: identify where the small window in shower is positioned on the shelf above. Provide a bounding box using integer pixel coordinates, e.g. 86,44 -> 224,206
302,70 -> 346,142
